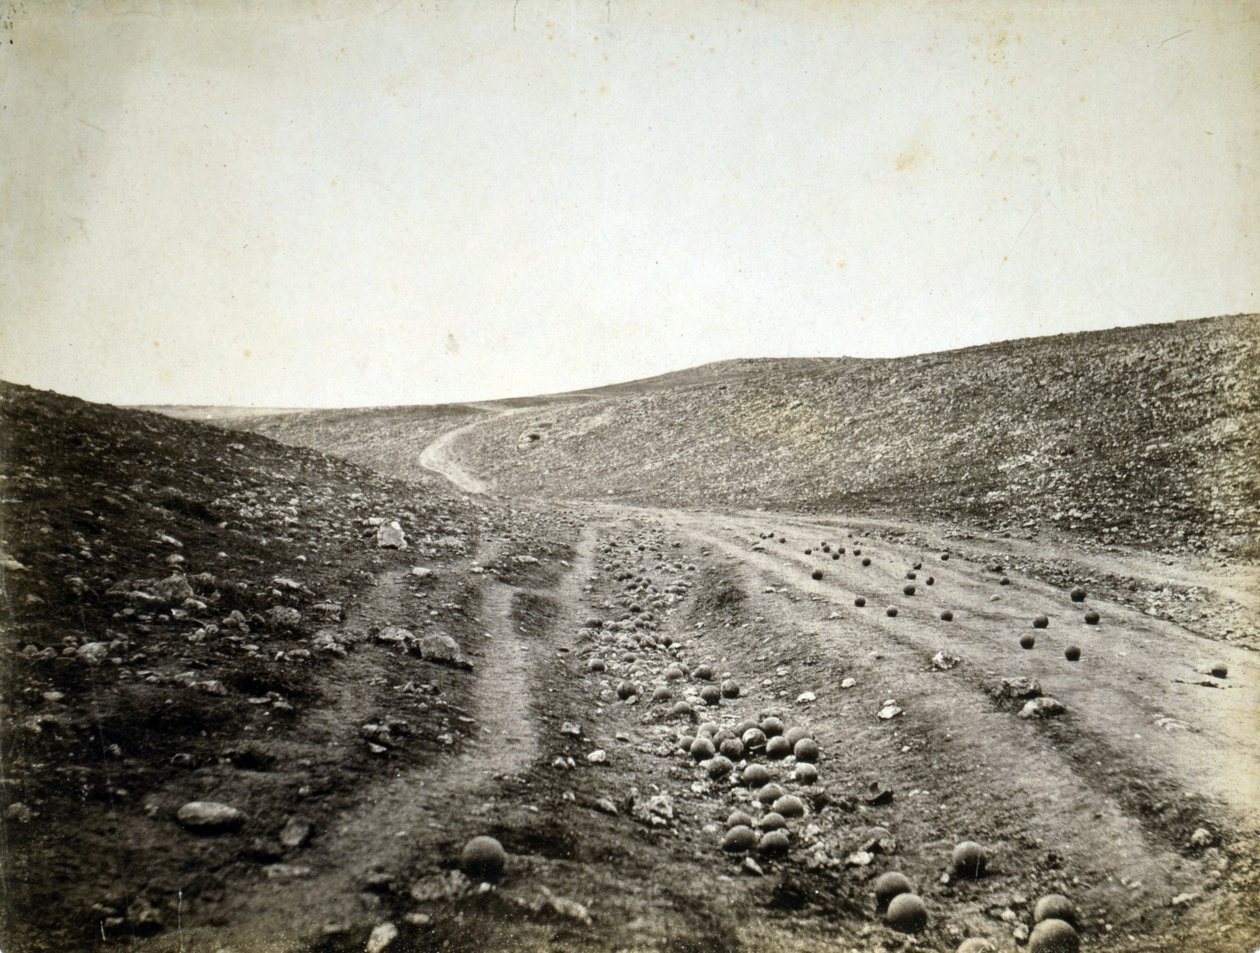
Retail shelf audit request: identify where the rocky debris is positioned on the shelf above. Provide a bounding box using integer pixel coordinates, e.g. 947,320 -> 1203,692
376,521 -> 408,549
279,817 -> 314,849
366,921 -> 399,953
1019,697 -> 1067,719
995,677 -> 1042,702
931,651 -> 961,670
267,605 -> 303,630
151,573 -> 195,605
176,801 -> 247,834
416,632 -> 471,669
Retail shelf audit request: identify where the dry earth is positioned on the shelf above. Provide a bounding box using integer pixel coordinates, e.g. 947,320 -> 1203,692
3,317 -> 1259,953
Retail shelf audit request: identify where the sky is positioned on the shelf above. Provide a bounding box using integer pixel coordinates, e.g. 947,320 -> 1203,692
2,0 -> 1257,407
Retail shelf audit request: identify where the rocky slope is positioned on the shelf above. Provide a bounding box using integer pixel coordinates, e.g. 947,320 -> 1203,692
0,383 -> 562,950
454,315 -> 1260,557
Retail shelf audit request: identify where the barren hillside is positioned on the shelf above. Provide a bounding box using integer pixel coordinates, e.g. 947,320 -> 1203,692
455,316 -> 1260,557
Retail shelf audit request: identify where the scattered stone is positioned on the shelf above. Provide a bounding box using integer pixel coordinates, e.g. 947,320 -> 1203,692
1019,697 -> 1067,719
176,801 -> 246,834
417,633 -> 471,668
878,704 -> 903,720
279,817 -> 314,849
366,921 -> 399,953
587,749 -> 608,764
1189,827 -> 1215,849
931,651 -> 960,670
376,522 -> 408,549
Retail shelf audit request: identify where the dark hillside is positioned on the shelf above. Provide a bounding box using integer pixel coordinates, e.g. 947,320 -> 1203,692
0,383 -> 491,950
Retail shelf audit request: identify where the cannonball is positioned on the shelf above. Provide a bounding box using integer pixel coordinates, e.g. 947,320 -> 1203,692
1065,645 -> 1081,662
756,783 -> 785,805
1084,610 -> 1100,625
1028,918 -> 1080,953
719,737 -> 745,760
760,716 -> 785,737
697,721 -> 719,737
587,658 -> 606,673
771,794 -> 805,818
651,686 -> 672,702
811,569 -> 824,581
886,893 -> 928,934
1069,586 -> 1087,602
726,809 -> 753,828
926,576 -> 935,585
862,557 -> 872,567
460,835 -> 506,881
766,735 -> 792,759
950,840 -> 987,878
873,871 -> 913,910
669,701 -> 694,718
784,726 -> 808,746
693,663 -> 714,680
759,812 -> 787,832
734,719 -> 759,735
616,680 -> 637,700
793,738 -> 820,763
741,763 -> 772,787
794,762 -> 819,784
906,571 -> 917,580
706,755 -> 734,779
664,664 -> 684,681
804,548 -> 813,555
689,736 -> 716,761
832,553 -> 840,560
956,939 -> 997,953
837,547 -> 846,555
722,825 -> 757,853
1033,615 -> 1049,629
720,678 -> 741,698
1033,894 -> 1077,927
758,829 -> 790,857
700,685 -> 722,706
903,584 -> 916,596
1020,634 -> 1036,650
886,606 -> 899,617
854,548 -> 862,556
941,610 -> 954,621
855,596 -> 867,607
1211,663 -> 1229,679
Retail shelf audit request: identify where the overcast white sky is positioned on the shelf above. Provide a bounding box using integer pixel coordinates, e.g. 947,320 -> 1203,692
2,0 -> 1257,407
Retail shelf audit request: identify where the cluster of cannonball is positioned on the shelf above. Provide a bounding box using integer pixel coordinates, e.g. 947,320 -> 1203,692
956,894 -> 1081,952
872,842 -> 997,937
693,713 -> 823,859
1017,587 -> 1101,659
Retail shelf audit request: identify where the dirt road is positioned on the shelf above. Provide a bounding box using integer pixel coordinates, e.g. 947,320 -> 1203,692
398,410 -> 1260,952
